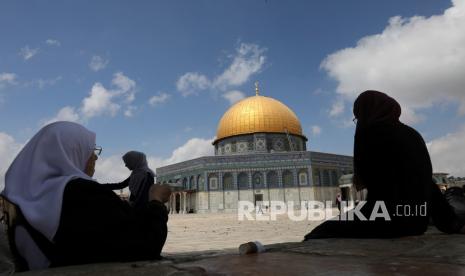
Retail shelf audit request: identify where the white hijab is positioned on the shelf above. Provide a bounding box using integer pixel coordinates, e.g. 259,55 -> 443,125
3,121 -> 95,242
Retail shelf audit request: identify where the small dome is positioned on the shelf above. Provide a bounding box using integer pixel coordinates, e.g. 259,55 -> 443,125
214,95 -> 305,144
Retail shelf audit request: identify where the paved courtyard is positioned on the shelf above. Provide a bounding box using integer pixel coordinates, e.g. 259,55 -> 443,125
163,210 -> 328,253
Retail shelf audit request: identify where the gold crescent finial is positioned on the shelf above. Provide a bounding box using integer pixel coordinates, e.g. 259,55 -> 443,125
255,81 -> 259,96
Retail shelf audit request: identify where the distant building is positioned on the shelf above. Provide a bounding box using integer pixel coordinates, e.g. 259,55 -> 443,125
454,178 -> 465,187
156,84 -> 353,213
433,172 -> 450,192
433,172 -> 465,191
338,174 -> 367,206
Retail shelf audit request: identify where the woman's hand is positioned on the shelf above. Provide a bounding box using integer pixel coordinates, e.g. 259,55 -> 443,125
149,184 -> 172,203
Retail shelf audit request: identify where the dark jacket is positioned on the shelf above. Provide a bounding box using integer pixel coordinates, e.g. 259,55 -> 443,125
19,178 -> 168,268
305,123 -> 461,239
103,172 -> 154,210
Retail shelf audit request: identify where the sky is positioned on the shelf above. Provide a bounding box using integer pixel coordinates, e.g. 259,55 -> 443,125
1,0 -> 464,187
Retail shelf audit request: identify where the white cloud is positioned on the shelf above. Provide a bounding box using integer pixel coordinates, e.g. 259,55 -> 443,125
329,98 -> 345,118
149,92 -> 170,106
81,83 -> 120,119
164,137 -> 215,165
89,55 -> 109,72
112,72 -> 136,103
45,39 -> 61,46
124,105 -> 137,117
0,73 -> 17,84
427,124 -> 465,177
321,0 -> 465,124
112,72 -> 136,94
35,76 -> 62,89
175,42 -> 266,101
310,125 -> 322,137
94,155 -> 132,183
176,72 -> 210,97
222,90 -> 245,105
80,72 -> 136,119
0,73 -> 17,88
41,106 -> 80,126
0,73 -> 18,105
0,133 -> 23,190
213,43 -> 266,90
19,46 -> 39,61
52,106 -> 80,122
43,72 -> 136,124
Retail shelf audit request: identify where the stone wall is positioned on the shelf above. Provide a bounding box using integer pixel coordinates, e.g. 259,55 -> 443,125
189,187 -> 341,213
214,133 -> 307,156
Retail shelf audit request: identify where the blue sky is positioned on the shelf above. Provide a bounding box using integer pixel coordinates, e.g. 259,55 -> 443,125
1,0 -> 464,183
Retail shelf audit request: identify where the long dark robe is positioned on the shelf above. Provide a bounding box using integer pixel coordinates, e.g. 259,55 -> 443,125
305,122 -> 461,239
18,178 -> 168,268
103,172 -> 154,210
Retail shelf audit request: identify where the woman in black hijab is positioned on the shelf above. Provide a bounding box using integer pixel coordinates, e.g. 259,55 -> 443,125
104,151 -> 155,210
305,90 -> 464,239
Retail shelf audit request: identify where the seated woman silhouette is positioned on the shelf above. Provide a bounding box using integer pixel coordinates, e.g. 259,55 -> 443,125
103,151 -> 155,210
305,90 -> 464,239
2,121 -> 171,270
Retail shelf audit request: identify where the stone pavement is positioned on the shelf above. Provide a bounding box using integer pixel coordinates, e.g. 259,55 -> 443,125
163,212 -> 321,253
3,228 -> 464,275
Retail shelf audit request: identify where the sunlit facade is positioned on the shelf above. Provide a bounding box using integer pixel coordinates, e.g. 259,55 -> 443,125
157,85 -> 353,213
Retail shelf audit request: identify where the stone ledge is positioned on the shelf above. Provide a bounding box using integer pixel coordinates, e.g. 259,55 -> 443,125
7,228 -> 465,275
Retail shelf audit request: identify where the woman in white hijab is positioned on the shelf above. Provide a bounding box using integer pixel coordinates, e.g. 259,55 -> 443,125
3,121 -> 171,271
103,151 -> 155,210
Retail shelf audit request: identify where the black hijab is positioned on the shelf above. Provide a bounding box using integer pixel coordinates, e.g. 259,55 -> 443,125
353,90 -> 401,129
304,91 -> 462,239
353,90 -> 403,192
122,151 -> 155,206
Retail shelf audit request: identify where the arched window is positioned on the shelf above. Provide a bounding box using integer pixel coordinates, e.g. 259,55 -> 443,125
299,170 -> 308,186
267,171 -> 279,188
331,170 -> 339,186
238,172 -> 249,189
313,169 -> 321,186
189,176 -> 196,190
282,170 -> 294,187
182,178 -> 188,189
208,173 -> 218,190
198,175 -> 205,191
322,170 -> 330,186
223,173 -> 234,190
252,172 -> 264,189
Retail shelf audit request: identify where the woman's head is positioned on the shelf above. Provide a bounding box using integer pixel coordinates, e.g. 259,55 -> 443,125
3,121 -> 97,241
32,121 -> 97,173
353,90 -> 401,128
122,151 -> 148,171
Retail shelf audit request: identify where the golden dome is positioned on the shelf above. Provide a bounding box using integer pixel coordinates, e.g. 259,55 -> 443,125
214,95 -> 305,143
